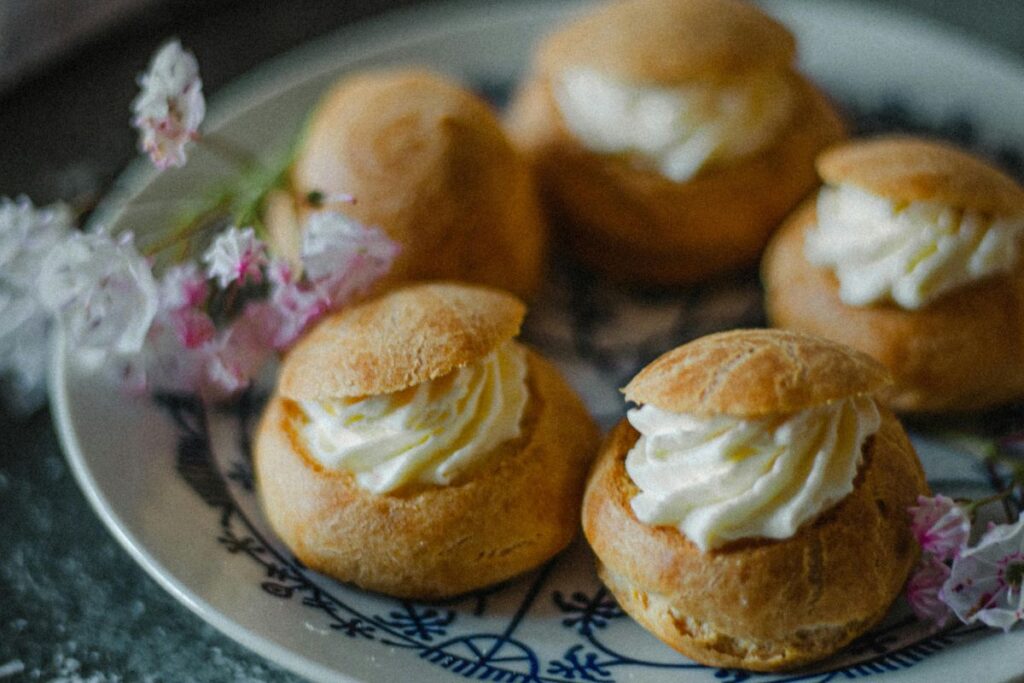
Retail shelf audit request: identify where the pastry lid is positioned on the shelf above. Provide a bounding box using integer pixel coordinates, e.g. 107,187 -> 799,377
623,329 -> 891,418
817,136 -> 1024,216
536,0 -> 796,85
278,281 -> 526,400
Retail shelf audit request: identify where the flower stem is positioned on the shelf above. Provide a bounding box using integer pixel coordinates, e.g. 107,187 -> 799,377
142,193 -> 231,259
140,138 -> 295,264
966,488 -> 1017,517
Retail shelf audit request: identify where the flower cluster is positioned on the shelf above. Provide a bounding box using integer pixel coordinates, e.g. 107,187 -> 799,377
907,495 -> 1023,631
70,214 -> 395,401
131,40 -> 205,170
0,41 -> 400,409
0,197 -> 73,412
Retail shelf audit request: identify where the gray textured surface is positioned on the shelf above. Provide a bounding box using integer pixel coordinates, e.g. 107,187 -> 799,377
2,1 -> 1024,681
0,412 -> 295,682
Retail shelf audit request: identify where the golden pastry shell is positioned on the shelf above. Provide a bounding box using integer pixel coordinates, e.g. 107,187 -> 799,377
278,281 -> 525,401
763,201 -> 1024,412
283,68 -> 547,300
536,0 -> 796,84
817,136 -> 1024,216
258,350 -> 600,599
582,409 -> 927,671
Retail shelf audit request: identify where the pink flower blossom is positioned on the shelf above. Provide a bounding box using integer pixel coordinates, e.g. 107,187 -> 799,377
267,258 -> 294,288
135,305 -> 260,397
906,555 -> 953,626
159,263 -> 208,310
200,313 -> 273,401
116,262 -> 217,395
909,495 -> 971,561
943,516 -> 1024,631
138,319 -> 209,395
202,225 -> 267,288
38,230 -> 159,355
260,260 -> 328,349
168,307 -> 216,349
138,253 -> 336,400
300,211 -> 400,307
131,40 -> 205,170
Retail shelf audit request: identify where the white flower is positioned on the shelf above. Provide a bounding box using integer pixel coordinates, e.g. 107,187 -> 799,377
201,225 -> 267,289
0,287 -> 52,414
0,196 -> 73,288
943,516 -> 1024,631
0,196 -> 73,412
301,211 -> 397,280
131,39 -> 205,170
38,230 -> 159,355
300,211 -> 400,305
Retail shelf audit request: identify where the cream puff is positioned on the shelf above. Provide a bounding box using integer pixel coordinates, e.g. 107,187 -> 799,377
506,0 -> 845,285
582,329 -> 928,671
267,69 -> 547,300
255,282 -> 598,599
763,137 -> 1024,412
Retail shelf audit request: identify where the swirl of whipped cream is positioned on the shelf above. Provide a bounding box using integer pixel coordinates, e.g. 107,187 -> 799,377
552,67 -> 794,182
805,184 -> 1024,310
625,396 -> 880,551
296,341 -> 528,494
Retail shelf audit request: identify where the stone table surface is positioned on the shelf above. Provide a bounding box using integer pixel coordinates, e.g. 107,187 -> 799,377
2,1 -> 1024,681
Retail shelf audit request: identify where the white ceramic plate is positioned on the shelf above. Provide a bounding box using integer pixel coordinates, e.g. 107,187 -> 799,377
53,1 -> 1024,681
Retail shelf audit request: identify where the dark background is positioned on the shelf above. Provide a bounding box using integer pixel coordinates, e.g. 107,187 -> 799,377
2,1 -> 1024,680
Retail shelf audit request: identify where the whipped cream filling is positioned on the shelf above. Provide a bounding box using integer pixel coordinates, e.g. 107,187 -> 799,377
625,396 -> 880,551
553,67 -> 795,182
297,341 -> 529,494
805,184 -> 1024,310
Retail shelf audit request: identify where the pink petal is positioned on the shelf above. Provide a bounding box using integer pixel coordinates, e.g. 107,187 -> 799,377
909,495 -> 971,561
169,308 -> 216,349
906,556 -> 953,626
197,314 -> 274,401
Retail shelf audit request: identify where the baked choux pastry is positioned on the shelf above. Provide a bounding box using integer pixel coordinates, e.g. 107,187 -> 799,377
255,282 -> 598,599
268,69 -> 547,300
582,329 -> 927,671
506,0 -> 845,285
763,137 -> 1024,412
